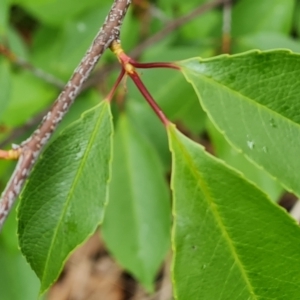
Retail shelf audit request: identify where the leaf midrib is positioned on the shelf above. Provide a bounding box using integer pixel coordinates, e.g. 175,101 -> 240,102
42,103 -> 107,284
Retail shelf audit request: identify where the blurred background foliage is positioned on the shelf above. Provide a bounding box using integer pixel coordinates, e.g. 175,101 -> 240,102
0,0 -> 300,299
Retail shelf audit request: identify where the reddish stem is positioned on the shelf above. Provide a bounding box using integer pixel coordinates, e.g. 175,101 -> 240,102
105,68 -> 126,102
129,71 -> 169,126
130,60 -> 180,70
118,51 -> 180,71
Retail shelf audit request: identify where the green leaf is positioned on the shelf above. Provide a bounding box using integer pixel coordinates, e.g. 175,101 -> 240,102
0,58 -> 11,120
18,101 -> 113,293
232,0 -> 295,36
168,124 -> 300,299
180,50 -> 300,197
102,114 -> 171,292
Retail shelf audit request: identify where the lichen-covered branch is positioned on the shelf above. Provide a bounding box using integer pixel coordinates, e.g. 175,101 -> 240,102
0,0 -> 131,231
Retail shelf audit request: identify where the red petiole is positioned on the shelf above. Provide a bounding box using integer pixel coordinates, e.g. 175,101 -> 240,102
109,41 -> 180,125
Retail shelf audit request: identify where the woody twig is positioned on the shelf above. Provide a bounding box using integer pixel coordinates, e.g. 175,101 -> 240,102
0,0 -> 132,231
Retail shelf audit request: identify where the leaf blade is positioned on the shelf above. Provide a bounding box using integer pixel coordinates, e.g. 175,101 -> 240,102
102,114 -> 171,292
18,101 -> 113,293
168,124 -> 300,299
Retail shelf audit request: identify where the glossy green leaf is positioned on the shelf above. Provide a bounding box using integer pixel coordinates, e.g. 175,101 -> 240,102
168,124 -> 300,299
232,0 -> 295,36
0,58 -> 11,120
18,101 -> 113,293
180,50 -> 300,197
102,114 -> 171,292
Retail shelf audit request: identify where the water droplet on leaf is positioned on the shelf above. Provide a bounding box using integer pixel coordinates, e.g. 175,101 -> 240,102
247,140 -> 255,149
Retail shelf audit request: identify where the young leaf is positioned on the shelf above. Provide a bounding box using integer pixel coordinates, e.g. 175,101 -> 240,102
102,114 -> 171,292
180,50 -> 300,197
168,124 -> 300,299
18,101 -> 113,293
